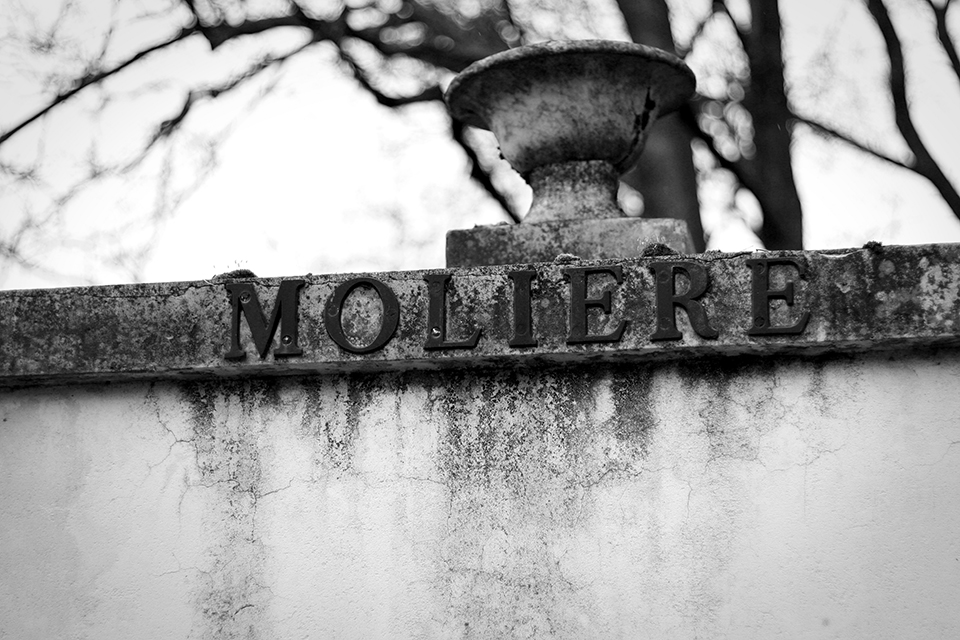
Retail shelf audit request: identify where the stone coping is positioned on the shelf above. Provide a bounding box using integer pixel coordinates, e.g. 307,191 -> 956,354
1,243 -> 958,387
446,218 -> 696,267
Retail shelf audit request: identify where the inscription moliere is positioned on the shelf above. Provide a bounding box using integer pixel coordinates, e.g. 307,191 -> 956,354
224,258 -> 809,360
4,244 -> 955,387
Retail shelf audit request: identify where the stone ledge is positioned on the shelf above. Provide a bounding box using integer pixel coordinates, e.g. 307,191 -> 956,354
446,218 -> 695,267
1,243 -> 959,387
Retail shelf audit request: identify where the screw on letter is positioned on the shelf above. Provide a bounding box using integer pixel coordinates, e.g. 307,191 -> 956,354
224,279 -> 305,360
507,270 -> 538,348
324,277 -> 401,354
649,261 -> 718,341
563,266 -> 628,344
746,258 -> 810,336
423,274 -> 482,350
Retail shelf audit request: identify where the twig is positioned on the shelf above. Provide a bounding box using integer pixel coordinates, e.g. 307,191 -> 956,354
451,122 -> 520,223
0,26 -> 200,147
866,0 -> 960,218
336,45 -> 444,108
921,0 -> 960,89
789,110 -> 911,169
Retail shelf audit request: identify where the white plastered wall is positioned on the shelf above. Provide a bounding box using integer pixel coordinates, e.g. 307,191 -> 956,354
1,350 -> 959,639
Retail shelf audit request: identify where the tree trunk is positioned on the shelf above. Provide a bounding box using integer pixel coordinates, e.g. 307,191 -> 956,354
616,0 -> 705,251
743,0 -> 804,249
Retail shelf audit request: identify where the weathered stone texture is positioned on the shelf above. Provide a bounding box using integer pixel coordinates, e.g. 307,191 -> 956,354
1,244 -> 959,386
445,217 -> 695,266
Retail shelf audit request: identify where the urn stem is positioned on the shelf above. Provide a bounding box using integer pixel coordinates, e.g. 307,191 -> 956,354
525,161 -> 622,224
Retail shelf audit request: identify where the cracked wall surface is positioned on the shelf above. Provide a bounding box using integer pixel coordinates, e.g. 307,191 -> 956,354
2,350 -> 960,638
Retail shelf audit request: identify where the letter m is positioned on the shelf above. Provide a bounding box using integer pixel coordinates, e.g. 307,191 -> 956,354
224,279 -> 305,360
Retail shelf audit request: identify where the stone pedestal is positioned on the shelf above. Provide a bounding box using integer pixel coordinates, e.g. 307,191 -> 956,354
443,40 -> 699,268
446,217 -> 693,267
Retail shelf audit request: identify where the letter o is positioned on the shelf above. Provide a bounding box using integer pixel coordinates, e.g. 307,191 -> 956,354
324,278 -> 400,354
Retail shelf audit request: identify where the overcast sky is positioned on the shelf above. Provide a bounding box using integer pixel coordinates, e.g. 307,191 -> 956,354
2,0 -> 959,290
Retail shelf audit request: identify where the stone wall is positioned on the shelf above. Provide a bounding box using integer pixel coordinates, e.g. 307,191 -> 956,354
3,349 -> 960,638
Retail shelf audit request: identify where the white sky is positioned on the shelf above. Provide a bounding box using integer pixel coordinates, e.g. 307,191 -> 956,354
2,0 -> 960,290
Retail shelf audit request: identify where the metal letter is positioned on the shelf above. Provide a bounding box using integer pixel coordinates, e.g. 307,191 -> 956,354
225,279 -> 305,360
563,266 -> 628,344
746,258 -> 810,335
423,274 -> 481,350
508,270 -> 538,348
649,262 -> 718,340
324,278 -> 400,354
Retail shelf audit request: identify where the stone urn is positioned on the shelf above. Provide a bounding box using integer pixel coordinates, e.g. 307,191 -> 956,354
444,40 -> 697,266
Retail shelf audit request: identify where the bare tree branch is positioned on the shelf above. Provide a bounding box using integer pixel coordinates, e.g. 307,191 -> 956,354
451,121 -> 520,223
336,44 -> 444,108
334,11 -> 517,223
0,0 -> 521,288
866,0 -> 960,218
921,0 -> 960,89
0,25 -> 200,147
2,0 -> 509,154
0,23 -> 312,285
142,37 -> 316,150
348,2 -> 510,71
185,4 -> 347,50
789,110 -> 912,169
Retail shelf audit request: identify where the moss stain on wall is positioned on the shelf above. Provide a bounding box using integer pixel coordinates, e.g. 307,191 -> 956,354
140,352 -> 885,638
179,380 -> 285,639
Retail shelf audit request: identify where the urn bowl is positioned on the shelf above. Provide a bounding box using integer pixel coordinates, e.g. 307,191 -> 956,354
445,40 -> 696,177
